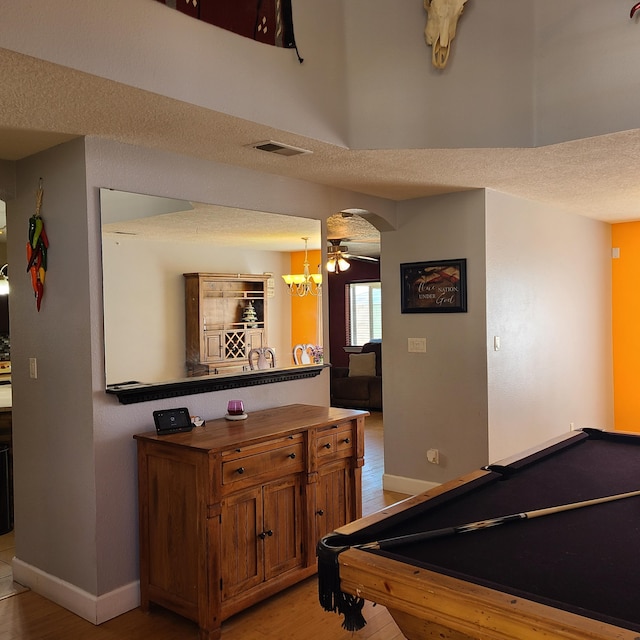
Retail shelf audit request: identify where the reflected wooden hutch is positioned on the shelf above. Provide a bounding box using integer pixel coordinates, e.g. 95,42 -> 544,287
184,273 -> 268,376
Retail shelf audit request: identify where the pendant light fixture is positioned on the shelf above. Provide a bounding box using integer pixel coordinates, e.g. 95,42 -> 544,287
282,237 -> 322,296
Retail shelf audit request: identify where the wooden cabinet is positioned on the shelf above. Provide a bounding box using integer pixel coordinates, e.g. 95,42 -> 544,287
184,273 -> 269,376
313,421 -> 358,542
134,404 -> 366,640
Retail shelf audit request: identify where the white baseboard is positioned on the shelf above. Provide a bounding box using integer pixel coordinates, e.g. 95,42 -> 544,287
12,558 -> 140,625
382,473 -> 439,496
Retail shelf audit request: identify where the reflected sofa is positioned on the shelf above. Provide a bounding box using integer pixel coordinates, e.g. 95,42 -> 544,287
330,341 -> 382,411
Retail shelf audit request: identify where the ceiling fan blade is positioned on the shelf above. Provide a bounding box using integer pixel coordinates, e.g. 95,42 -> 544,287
345,254 -> 379,263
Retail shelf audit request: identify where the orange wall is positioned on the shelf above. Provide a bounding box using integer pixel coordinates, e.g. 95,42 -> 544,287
612,222 -> 640,432
289,249 -> 321,361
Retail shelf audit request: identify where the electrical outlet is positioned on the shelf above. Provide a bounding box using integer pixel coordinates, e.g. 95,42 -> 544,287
427,448 -> 439,464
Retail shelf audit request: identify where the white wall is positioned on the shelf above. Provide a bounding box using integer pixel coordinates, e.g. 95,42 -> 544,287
485,190 -> 613,462
102,236 -> 293,384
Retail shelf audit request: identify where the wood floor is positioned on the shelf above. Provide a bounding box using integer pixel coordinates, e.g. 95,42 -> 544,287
0,411 -> 410,639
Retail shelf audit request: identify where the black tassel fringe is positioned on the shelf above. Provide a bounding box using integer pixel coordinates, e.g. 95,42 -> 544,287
317,535 -> 367,632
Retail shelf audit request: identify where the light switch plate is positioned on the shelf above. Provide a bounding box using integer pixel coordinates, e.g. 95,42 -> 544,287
408,337 -> 427,353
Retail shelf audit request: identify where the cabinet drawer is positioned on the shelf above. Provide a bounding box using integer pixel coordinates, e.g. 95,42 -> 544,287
316,423 -> 354,459
222,437 -> 304,485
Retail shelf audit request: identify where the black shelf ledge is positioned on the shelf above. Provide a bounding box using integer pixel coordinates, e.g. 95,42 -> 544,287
106,365 -> 326,405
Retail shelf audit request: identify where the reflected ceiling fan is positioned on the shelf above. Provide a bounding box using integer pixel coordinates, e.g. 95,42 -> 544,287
326,238 -> 378,273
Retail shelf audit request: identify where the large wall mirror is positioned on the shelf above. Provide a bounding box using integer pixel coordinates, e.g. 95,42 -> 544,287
99,189 -> 323,403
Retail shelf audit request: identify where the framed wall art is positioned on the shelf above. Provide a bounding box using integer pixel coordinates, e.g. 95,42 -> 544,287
400,259 -> 467,313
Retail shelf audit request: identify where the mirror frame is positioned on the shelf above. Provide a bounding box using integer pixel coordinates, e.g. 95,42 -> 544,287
100,189 -> 325,405
106,364 -> 326,404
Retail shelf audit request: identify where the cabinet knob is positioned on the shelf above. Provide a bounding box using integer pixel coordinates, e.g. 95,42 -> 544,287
324,443 -> 332,449
316,509 -> 324,516
343,438 -> 350,444
288,452 -> 296,459
236,467 -> 245,475
258,529 -> 273,540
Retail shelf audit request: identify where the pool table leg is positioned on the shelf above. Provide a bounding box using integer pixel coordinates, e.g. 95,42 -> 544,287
389,608 -> 476,640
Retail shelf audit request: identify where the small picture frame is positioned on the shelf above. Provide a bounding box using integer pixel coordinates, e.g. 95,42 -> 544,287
400,259 -> 467,313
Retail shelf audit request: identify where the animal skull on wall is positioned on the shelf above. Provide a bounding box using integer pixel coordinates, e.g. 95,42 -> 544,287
424,0 -> 469,69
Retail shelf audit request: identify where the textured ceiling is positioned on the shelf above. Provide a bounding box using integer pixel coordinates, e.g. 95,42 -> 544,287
100,191 -> 381,257
2,46 -> 640,233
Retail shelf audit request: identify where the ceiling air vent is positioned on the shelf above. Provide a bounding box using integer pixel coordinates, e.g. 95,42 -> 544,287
248,140 -> 312,157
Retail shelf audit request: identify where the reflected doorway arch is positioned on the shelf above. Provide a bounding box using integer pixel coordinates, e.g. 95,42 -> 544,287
325,210 -> 384,378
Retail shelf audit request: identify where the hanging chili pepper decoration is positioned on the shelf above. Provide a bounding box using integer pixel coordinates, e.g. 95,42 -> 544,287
26,178 -> 48,311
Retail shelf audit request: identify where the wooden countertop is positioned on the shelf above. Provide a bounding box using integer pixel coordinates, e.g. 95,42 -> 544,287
134,404 -> 368,451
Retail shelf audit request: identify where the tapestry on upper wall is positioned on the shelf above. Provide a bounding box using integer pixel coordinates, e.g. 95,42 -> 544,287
155,0 -> 302,62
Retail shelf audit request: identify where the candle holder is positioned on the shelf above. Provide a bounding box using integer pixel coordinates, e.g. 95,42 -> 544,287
225,400 -> 248,421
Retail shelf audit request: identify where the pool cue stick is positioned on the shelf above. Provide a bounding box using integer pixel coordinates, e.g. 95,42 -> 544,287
357,488 -> 640,551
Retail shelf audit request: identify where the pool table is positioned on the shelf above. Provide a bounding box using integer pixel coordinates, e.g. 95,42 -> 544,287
318,429 -> 640,639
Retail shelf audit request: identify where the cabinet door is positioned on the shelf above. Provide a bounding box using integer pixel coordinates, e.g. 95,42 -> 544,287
204,330 -> 223,362
220,487 -> 264,600
263,476 -> 304,579
315,462 -> 352,543
245,329 -> 264,353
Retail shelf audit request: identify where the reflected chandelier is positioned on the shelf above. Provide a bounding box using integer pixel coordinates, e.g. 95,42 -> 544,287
282,237 -> 322,297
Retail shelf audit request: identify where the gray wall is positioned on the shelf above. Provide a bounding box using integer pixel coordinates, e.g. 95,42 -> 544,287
344,0 -> 535,149
381,189 -> 613,490
382,191 -> 490,486
10,139 -> 97,593
534,0 -> 640,145
0,162 -> 15,201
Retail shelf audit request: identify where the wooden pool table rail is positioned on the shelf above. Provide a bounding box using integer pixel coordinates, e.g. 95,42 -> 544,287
336,469 -> 493,536
338,547 -> 638,640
